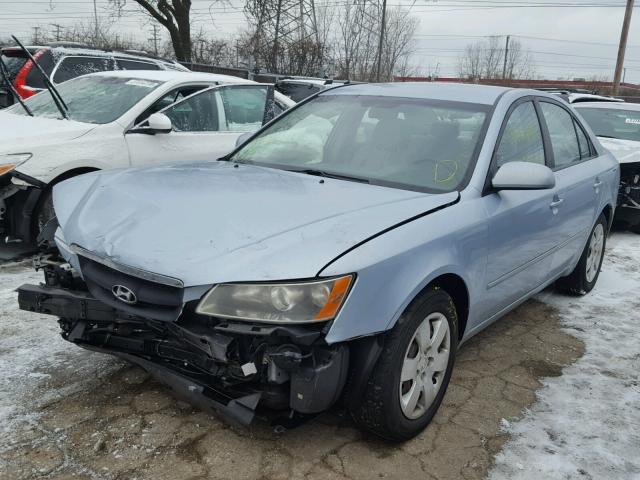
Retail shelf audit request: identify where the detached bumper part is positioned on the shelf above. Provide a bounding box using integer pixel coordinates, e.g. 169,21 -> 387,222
17,283 -> 350,426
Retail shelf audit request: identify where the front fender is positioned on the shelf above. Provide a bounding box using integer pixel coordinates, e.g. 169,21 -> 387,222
321,200 -> 488,344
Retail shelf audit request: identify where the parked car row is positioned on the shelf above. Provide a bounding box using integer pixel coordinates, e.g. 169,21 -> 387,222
13,80 -> 620,441
0,42 -> 188,108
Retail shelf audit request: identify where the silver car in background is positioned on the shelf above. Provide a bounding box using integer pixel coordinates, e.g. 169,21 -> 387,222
19,83 -> 619,441
574,101 -> 640,233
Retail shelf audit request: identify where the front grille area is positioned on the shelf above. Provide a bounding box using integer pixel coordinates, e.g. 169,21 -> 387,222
78,256 -> 184,322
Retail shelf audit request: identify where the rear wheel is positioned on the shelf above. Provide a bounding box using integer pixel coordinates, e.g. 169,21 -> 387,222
350,287 -> 458,441
557,213 -> 607,295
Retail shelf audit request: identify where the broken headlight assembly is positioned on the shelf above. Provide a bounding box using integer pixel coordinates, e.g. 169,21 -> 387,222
195,275 -> 354,323
0,153 -> 32,176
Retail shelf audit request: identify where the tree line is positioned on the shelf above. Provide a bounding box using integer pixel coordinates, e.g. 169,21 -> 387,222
1,0 -> 540,81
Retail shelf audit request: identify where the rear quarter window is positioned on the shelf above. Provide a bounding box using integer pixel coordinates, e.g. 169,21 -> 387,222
116,59 -> 160,71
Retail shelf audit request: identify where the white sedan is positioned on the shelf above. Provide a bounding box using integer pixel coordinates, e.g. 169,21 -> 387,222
0,70 -> 295,242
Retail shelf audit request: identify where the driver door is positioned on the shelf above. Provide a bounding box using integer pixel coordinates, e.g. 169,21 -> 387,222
125,84 -> 276,166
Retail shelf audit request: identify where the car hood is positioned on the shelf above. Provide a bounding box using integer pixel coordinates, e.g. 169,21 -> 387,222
0,111 -> 95,153
53,161 -> 458,287
598,137 -> 640,165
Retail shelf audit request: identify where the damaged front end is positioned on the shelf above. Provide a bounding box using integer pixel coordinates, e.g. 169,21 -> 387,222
18,244 -> 354,428
617,162 -> 640,229
0,167 -> 44,243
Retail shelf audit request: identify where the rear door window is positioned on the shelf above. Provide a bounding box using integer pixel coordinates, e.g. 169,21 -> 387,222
540,102 -> 582,169
53,56 -> 114,83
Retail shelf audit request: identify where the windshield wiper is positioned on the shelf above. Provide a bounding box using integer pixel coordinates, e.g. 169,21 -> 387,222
11,35 -> 68,120
0,55 -> 32,116
288,168 -> 370,184
597,135 -> 618,139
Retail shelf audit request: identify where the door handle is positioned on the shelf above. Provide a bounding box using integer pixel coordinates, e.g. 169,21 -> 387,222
549,198 -> 564,209
593,179 -> 603,189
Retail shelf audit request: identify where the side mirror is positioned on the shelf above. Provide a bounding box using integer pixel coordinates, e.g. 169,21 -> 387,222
235,132 -> 253,147
147,113 -> 172,134
492,161 -> 555,190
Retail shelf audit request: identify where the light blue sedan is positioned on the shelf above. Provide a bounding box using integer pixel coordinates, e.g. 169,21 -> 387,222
18,83 -> 619,441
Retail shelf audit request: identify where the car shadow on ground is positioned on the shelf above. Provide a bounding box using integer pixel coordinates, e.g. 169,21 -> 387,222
2,297 -> 584,480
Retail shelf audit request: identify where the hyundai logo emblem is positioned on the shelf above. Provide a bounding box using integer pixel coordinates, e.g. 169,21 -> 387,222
112,284 -> 137,305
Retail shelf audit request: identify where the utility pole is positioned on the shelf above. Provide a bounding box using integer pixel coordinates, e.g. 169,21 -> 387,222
502,35 -> 510,80
149,24 -> 159,56
375,0 -> 388,82
50,24 -> 62,42
93,0 -> 100,44
613,0 -> 634,96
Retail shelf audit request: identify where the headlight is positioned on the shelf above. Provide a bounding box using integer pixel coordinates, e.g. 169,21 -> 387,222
195,275 -> 354,323
0,153 -> 32,176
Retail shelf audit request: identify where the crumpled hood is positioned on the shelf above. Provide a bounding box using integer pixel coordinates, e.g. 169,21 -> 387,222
0,111 -> 94,153
53,161 -> 458,287
599,137 -> 640,165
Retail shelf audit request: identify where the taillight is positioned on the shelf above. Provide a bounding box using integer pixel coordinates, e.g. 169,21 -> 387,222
13,49 -> 45,99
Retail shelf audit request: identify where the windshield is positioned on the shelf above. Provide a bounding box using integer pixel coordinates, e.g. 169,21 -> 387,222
5,75 -> 162,124
231,94 -> 490,192
577,107 -> 640,143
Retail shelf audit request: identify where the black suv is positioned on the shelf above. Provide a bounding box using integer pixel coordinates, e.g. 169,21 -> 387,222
0,42 -> 188,108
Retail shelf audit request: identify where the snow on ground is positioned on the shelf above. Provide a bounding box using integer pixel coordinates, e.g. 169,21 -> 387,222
490,232 -> 640,480
0,262 -> 120,438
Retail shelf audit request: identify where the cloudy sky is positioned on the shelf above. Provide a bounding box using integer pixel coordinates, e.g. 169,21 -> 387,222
1,0 -> 639,83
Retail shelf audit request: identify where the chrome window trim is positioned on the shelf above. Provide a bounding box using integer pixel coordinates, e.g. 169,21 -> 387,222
70,244 -> 184,288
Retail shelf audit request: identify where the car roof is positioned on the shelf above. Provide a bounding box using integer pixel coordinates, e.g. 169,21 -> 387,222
89,70 -> 254,84
322,82 -> 512,105
573,101 -> 640,111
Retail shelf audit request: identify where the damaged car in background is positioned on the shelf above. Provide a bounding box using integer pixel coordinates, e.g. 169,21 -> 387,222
19,83 -> 618,441
574,101 -> 640,233
0,66 -> 294,244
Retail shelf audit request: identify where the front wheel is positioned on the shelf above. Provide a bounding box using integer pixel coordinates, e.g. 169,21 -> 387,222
557,213 -> 607,295
350,287 -> 458,441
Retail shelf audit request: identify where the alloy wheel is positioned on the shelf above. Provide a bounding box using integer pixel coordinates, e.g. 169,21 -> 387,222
399,312 -> 451,420
586,223 -> 605,283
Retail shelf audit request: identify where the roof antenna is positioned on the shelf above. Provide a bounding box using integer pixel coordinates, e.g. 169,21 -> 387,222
0,56 -> 33,116
11,35 -> 68,119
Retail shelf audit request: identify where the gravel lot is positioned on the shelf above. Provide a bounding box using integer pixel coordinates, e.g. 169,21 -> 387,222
0,231 -> 637,480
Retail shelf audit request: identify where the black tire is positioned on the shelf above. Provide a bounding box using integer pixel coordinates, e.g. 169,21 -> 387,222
557,213 -> 607,295
33,188 -> 54,243
349,287 -> 458,442
630,223 -> 640,235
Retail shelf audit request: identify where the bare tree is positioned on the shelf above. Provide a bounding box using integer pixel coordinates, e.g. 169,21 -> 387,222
334,4 -> 418,81
243,0 -> 329,75
458,36 -> 534,80
111,0 -> 192,61
192,28 -> 235,66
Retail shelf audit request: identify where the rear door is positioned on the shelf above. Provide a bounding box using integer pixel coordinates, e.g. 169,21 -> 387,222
537,99 -> 605,275
125,84 -> 276,166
